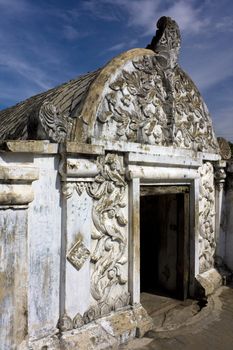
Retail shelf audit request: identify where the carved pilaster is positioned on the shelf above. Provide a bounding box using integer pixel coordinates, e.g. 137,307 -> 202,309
59,152 -> 130,331
0,163 -> 38,350
214,160 -> 226,191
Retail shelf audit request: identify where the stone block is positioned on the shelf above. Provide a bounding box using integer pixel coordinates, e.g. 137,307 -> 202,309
96,309 -> 137,344
60,323 -> 118,350
133,305 -> 154,337
196,268 -> 222,296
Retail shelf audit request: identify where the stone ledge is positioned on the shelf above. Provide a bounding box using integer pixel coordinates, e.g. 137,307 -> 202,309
0,164 -> 39,182
0,165 -> 39,205
64,142 -> 104,155
58,306 -> 153,350
0,140 -> 59,154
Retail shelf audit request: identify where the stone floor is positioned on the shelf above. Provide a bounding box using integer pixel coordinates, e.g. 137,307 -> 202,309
120,284 -> 233,349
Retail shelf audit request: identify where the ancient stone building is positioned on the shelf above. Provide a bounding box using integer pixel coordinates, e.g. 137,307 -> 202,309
0,16 -> 232,349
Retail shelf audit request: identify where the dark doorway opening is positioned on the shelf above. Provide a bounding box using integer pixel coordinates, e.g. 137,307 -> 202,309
140,186 -> 189,300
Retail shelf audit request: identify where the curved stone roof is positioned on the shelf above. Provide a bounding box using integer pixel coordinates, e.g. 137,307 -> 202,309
0,69 -> 100,141
0,16 -> 219,154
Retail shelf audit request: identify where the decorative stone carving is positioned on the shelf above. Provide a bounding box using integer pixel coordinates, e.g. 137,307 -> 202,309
214,165 -> 226,191
217,137 -> 232,160
73,313 -> 84,329
79,153 -> 129,320
147,16 -> 181,69
62,182 -> 90,198
198,162 -> 216,273
57,313 -> 73,332
95,18 -> 219,153
67,235 -> 90,271
62,153 -> 129,326
39,102 -> 72,142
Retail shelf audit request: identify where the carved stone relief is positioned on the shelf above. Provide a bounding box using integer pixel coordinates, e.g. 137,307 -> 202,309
198,162 -> 216,273
86,153 -> 129,316
62,153 -> 129,329
67,235 -> 90,271
39,101 -> 72,142
95,54 -> 219,153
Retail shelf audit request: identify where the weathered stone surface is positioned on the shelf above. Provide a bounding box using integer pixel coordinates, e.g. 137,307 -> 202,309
29,333 -> 60,350
96,309 -> 137,344
60,323 -> 118,350
0,210 -> 28,349
0,140 -> 59,153
196,268 -> 222,296
133,305 -> 154,337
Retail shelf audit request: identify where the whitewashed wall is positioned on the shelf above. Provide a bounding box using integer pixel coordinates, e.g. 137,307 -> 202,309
28,155 -> 61,341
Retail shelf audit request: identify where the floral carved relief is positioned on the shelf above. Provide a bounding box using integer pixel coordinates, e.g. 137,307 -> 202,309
86,153 -> 129,313
63,153 -> 129,327
198,162 -> 216,273
95,55 -> 219,153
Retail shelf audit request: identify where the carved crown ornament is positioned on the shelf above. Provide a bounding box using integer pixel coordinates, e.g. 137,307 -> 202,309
90,17 -> 219,153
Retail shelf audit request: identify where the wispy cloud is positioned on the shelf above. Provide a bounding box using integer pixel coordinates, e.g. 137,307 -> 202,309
105,39 -> 138,52
63,25 -> 82,41
81,0 -> 209,36
186,49 -> 233,91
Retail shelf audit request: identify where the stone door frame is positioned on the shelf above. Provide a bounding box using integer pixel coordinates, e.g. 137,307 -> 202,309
128,175 -> 199,305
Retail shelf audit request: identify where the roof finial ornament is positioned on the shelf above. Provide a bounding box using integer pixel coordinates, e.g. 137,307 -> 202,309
147,16 -> 181,69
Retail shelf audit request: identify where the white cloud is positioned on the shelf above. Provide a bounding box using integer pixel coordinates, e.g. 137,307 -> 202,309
106,42 -> 126,52
165,1 -> 209,34
81,0 -> 209,36
63,25 -> 81,41
0,53 -> 52,90
185,49 -> 233,91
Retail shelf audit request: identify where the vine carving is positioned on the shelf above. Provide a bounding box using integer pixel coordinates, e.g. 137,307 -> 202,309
86,154 -> 128,310
198,162 -> 216,273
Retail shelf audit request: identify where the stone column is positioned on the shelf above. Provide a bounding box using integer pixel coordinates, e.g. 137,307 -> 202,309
225,160 -> 233,270
214,160 -> 226,260
0,163 -> 38,350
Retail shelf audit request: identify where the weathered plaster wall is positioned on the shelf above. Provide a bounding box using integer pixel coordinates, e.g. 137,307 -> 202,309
0,152 -> 38,349
0,210 -> 28,350
28,155 -> 61,341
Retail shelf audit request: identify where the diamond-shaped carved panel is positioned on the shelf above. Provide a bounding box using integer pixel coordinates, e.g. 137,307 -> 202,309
67,238 -> 90,271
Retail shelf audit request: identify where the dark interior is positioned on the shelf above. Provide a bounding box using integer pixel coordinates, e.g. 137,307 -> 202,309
140,191 -> 189,300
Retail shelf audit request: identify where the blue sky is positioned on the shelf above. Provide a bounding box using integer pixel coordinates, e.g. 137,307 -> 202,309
0,0 -> 233,141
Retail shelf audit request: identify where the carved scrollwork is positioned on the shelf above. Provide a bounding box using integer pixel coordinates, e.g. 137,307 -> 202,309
39,101 -> 72,142
97,56 -> 171,145
62,182 -> 91,198
95,16 -> 218,152
217,137 -> 232,160
96,54 -> 219,153
86,154 -> 128,309
173,68 -> 219,152
198,162 -> 216,273
147,16 -> 181,69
